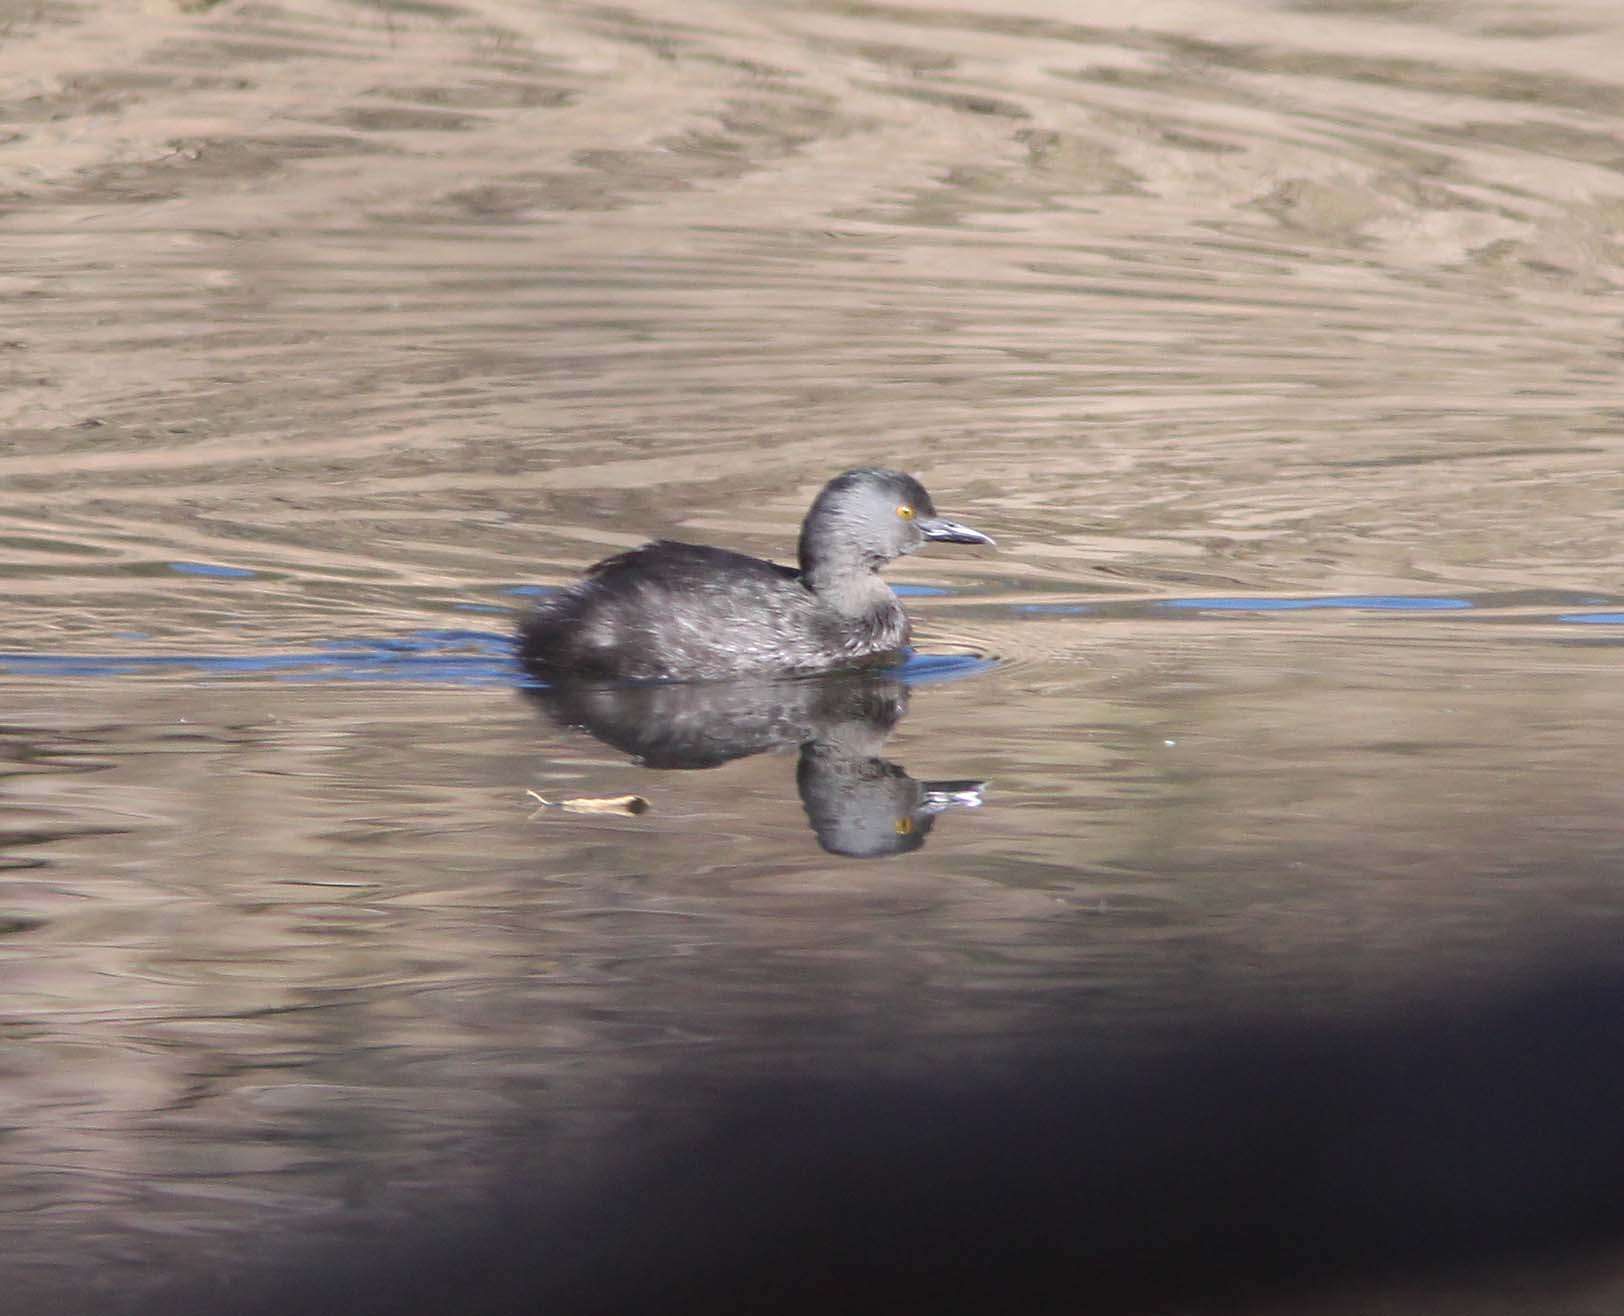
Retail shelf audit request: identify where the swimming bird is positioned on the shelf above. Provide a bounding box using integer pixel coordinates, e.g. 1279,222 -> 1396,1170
518,468 -> 993,681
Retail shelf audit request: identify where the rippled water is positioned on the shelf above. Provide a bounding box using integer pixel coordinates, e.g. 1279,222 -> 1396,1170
4,0 -> 1624,1310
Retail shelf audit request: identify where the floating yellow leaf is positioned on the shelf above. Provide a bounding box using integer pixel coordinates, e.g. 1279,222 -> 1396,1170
525,789 -> 649,817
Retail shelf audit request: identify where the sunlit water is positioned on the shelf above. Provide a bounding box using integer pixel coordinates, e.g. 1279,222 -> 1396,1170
3,0 -> 1624,1309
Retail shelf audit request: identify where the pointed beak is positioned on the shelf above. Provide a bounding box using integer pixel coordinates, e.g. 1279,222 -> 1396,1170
918,517 -> 995,547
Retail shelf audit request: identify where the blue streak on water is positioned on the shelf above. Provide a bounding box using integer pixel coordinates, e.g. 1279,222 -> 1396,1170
1558,613 -> 1624,624
1159,595 -> 1473,612
893,584 -> 951,598
1014,603 -> 1093,615
896,652 -> 998,684
0,631 -> 997,689
0,631 -> 522,686
166,561 -> 258,579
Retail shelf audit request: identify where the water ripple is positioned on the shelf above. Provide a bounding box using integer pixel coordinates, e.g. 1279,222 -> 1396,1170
0,631 -> 999,686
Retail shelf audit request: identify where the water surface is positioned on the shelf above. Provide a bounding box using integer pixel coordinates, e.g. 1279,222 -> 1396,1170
2,0 -> 1624,1309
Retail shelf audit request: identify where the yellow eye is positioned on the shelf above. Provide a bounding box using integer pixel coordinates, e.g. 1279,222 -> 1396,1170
897,505 -> 915,520
895,817 -> 914,835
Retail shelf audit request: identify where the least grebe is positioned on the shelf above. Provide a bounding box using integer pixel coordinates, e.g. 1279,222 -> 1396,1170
518,468 -> 993,681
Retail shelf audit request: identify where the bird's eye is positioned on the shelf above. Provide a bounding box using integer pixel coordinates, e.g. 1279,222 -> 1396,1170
896,505 -> 915,520
895,817 -> 914,835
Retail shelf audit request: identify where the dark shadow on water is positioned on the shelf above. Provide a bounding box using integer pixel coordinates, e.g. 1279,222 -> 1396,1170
94,963 -> 1624,1316
526,671 -> 986,858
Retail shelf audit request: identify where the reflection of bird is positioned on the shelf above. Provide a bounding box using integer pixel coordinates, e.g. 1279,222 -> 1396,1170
797,728 -> 985,860
527,671 -> 902,769
518,469 -> 992,681
525,673 -> 984,858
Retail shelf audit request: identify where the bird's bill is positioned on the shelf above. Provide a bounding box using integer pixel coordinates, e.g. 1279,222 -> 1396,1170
918,518 -> 995,547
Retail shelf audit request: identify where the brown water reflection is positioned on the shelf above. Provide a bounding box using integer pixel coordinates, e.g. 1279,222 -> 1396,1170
3,0 -> 1624,1309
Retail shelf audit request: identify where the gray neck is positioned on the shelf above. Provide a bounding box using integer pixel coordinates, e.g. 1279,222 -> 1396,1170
803,553 -> 892,618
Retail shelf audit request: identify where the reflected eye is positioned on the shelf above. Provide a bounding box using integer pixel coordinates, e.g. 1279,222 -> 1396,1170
896,505 -> 915,520
895,817 -> 914,835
